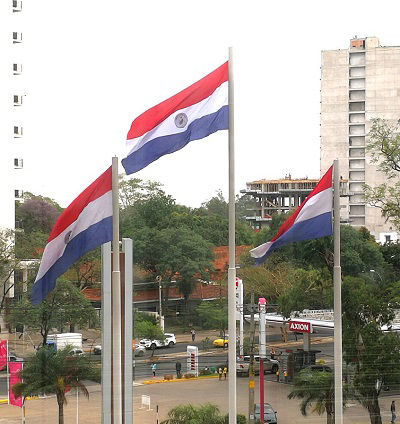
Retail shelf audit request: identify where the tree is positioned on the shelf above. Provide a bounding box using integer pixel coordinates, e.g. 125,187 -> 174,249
12,346 -> 99,424
364,118 -> 400,230
196,301 -> 227,335
342,276 -> 400,424
63,249 -> 101,290
288,370 -> 347,424
8,279 -> 98,346
160,403 -> 246,424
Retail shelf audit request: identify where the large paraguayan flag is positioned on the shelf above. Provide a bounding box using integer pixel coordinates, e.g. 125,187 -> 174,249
250,166 -> 333,265
31,167 -> 113,305
122,62 -> 228,174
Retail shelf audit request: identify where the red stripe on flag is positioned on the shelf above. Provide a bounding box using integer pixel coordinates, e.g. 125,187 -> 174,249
127,62 -> 228,140
270,166 -> 333,242
47,167 -> 112,242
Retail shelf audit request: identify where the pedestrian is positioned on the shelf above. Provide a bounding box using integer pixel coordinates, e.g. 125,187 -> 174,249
151,362 -> 157,378
218,366 -> 223,381
191,328 -> 196,342
391,400 -> 396,423
270,347 -> 275,359
175,361 -> 182,379
223,365 -> 228,380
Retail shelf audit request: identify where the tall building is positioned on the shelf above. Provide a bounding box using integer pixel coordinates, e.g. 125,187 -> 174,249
320,36 -> 400,243
0,0 -> 25,232
241,176 -> 319,230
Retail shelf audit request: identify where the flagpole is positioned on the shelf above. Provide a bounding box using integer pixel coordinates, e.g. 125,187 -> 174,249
228,46 -> 237,424
112,156 -> 122,424
333,159 -> 343,424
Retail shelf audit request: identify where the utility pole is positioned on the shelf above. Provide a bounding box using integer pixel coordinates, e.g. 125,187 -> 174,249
248,292 -> 256,424
258,298 -> 267,424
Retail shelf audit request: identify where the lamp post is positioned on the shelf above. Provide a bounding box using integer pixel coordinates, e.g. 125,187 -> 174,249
156,276 -> 164,331
370,269 -> 383,283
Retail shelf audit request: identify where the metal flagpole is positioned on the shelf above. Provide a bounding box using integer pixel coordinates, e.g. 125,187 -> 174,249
228,46 -> 237,424
333,159 -> 343,424
112,156 -> 122,424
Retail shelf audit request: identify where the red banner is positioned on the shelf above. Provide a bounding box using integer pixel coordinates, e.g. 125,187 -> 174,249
0,340 -> 7,371
9,362 -> 23,407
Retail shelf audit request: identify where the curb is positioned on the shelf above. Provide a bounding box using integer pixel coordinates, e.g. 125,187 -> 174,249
143,375 -> 219,385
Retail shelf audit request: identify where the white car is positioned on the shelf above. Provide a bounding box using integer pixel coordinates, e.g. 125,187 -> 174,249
139,333 -> 176,350
92,344 -> 146,357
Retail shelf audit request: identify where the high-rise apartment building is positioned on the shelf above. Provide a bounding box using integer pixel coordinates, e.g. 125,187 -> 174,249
0,0 -> 25,232
320,36 -> 400,243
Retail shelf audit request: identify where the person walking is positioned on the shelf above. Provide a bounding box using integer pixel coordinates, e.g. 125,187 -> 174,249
191,329 -> 196,342
391,400 -> 396,423
151,363 -> 157,378
218,366 -> 223,381
175,361 -> 182,379
223,365 -> 228,380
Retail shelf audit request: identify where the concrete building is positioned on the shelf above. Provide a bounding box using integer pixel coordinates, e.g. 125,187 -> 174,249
0,0 -> 25,231
241,176 -> 319,230
320,36 -> 400,242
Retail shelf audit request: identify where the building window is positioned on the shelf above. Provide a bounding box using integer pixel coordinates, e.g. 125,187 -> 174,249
12,0 -> 22,12
15,189 -> 23,199
13,63 -> 22,75
13,95 -> 23,106
14,126 -> 23,137
14,158 -> 23,168
385,235 -> 391,243
12,31 -> 22,43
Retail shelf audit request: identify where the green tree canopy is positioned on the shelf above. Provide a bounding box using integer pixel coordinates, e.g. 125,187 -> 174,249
8,279 -> 98,346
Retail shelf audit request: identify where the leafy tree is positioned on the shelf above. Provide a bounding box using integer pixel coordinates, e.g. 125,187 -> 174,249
200,190 -> 229,218
132,227 -> 214,302
278,267 -> 332,317
342,276 -> 400,424
160,403 -> 245,424
196,301 -> 227,335
135,320 -> 164,341
15,230 -> 48,259
364,118 -> 400,230
15,194 -> 61,235
8,279 -> 98,346
63,249 -> 101,290
288,370 -> 348,424
12,346 -> 99,424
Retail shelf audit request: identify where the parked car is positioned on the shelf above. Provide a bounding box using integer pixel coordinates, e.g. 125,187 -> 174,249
254,403 -> 278,424
236,355 -> 279,377
213,337 -> 229,348
8,352 -> 23,362
303,364 -> 332,373
139,333 -> 176,350
69,348 -> 84,356
92,344 -> 146,357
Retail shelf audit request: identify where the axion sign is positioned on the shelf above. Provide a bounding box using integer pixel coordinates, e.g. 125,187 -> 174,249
289,320 -> 312,333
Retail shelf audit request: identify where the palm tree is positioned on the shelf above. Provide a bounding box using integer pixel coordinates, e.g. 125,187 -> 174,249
288,369 -> 347,424
12,346 -> 98,424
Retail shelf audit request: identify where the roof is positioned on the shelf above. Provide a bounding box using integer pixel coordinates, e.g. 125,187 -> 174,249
248,178 -> 319,185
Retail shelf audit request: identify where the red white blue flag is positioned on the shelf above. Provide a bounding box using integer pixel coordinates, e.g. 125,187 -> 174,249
122,62 -> 228,174
31,167 -> 112,305
250,166 -> 333,265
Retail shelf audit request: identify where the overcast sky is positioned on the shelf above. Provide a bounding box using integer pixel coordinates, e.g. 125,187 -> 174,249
12,0 -> 400,208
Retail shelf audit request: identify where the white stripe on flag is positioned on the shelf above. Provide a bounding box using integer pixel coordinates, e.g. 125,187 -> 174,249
294,188 -> 332,225
35,191 -> 112,282
126,81 -> 228,155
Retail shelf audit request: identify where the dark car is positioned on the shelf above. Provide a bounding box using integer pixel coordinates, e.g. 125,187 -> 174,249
254,403 -> 278,424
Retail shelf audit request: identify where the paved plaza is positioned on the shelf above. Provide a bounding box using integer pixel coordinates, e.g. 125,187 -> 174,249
0,376 -> 397,423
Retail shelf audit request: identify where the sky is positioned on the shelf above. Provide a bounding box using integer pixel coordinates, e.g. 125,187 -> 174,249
12,0 -> 400,208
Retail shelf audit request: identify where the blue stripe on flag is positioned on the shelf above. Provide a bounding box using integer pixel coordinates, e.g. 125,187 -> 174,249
31,216 -> 112,305
122,105 -> 228,174
255,212 -> 333,265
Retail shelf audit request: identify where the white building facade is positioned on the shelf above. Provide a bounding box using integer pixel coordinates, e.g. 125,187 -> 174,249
320,36 -> 400,242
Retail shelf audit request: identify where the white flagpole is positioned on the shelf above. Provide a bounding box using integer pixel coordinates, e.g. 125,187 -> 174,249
228,46 -> 237,424
112,157 -> 122,424
333,159 -> 343,424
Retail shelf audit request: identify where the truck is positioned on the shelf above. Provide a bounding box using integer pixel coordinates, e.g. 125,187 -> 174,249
47,333 -> 83,351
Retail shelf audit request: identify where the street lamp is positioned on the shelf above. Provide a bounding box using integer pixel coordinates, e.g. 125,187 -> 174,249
369,269 -> 383,283
155,276 -> 164,331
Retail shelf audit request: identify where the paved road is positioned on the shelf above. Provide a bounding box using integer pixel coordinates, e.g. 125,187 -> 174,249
1,373 -> 396,423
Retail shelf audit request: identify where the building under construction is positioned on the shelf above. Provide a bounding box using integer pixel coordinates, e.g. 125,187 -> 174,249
241,175 -> 319,230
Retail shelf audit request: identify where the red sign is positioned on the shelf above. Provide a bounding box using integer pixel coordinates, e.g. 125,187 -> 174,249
9,362 -> 23,407
289,320 -> 312,333
0,341 -> 7,371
